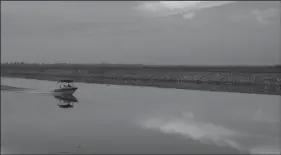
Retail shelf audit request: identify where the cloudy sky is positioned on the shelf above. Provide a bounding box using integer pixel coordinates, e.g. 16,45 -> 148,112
1,1 -> 280,65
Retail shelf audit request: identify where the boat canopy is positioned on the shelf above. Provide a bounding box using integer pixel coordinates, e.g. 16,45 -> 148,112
58,80 -> 74,83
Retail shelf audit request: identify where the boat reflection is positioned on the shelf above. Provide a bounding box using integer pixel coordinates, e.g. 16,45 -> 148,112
53,94 -> 78,108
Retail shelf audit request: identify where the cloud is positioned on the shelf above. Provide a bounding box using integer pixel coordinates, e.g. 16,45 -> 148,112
249,145 -> 281,154
231,8 -> 280,25
134,1 -> 235,18
138,112 -> 280,154
139,113 -> 243,151
182,12 -> 196,20
251,8 -> 280,25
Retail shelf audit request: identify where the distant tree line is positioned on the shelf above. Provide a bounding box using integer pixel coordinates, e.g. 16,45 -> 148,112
1,62 -> 281,73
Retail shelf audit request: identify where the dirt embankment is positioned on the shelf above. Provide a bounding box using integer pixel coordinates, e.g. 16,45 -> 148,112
1,63 -> 281,95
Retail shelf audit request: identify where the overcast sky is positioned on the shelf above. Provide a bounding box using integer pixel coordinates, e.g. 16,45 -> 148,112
1,1 -> 280,65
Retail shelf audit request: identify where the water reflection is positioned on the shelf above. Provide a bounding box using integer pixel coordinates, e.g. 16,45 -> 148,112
53,95 -> 78,108
1,77 -> 280,154
138,111 -> 280,154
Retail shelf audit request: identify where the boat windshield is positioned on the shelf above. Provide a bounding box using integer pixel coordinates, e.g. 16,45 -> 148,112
57,80 -> 75,88
59,82 -> 74,88
58,80 -> 73,83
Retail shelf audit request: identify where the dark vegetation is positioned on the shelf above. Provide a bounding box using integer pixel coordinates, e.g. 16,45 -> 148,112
1,62 -> 281,95
2,62 -> 281,72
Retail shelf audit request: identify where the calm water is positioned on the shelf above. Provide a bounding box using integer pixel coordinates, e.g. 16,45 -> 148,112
1,77 -> 280,154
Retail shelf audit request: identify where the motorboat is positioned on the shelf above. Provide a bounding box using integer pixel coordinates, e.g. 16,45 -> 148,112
52,80 -> 78,96
54,94 -> 78,109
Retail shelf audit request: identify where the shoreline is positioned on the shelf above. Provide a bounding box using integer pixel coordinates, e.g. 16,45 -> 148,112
1,64 -> 281,95
2,75 -> 280,96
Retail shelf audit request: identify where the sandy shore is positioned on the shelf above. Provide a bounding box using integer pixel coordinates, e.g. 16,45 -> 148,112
1,63 -> 281,95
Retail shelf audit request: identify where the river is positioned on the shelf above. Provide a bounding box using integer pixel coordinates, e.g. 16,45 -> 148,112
1,77 -> 280,154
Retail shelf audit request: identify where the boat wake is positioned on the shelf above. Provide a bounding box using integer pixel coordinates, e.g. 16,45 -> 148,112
25,91 -> 53,94
1,85 -> 53,95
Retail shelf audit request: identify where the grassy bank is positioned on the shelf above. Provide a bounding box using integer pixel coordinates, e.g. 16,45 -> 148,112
1,63 -> 281,95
